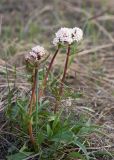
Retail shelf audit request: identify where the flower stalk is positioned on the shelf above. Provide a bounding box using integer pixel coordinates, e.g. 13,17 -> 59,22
43,46 -> 60,92
28,68 -> 37,115
54,45 -> 71,113
35,66 -> 39,134
59,45 -> 71,96
25,45 -> 47,147
28,67 -> 38,146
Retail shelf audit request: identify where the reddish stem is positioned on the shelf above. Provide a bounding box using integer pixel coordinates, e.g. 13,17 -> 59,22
59,45 -> 71,96
54,101 -> 59,114
28,68 -> 37,146
28,68 -> 37,115
54,45 -> 71,114
43,47 -> 60,91
28,121 -> 35,145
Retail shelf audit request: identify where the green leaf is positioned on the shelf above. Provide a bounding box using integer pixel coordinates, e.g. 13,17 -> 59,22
19,143 -> 27,152
73,139 -> 89,160
17,100 -> 27,113
47,124 -> 53,137
52,130 -> 73,143
39,100 -> 49,111
48,115 -> 56,122
69,152 -> 85,159
52,116 -> 60,130
7,152 -> 33,160
72,124 -> 84,134
37,132 -> 45,145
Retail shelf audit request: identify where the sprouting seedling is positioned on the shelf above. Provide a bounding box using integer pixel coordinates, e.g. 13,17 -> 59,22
25,45 -> 47,147
53,27 -> 83,113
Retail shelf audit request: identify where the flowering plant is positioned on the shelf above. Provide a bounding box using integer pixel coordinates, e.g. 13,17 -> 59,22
6,27 -> 100,160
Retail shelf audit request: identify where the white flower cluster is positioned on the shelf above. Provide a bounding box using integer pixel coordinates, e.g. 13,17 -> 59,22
72,27 -> 83,42
53,27 -> 83,46
53,28 -> 73,46
25,45 -> 46,62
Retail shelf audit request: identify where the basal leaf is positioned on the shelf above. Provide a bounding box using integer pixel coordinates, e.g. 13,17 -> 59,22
73,139 -> 89,160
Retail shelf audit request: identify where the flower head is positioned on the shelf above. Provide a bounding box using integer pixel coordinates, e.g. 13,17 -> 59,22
53,27 -> 73,46
53,27 -> 83,46
25,45 -> 46,63
32,46 -> 46,57
72,27 -> 83,42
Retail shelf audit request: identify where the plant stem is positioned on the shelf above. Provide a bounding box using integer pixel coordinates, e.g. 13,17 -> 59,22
28,67 -> 38,146
59,45 -> 71,96
28,120 -> 35,145
54,45 -> 71,113
43,46 -> 60,91
36,67 -> 39,135
33,70 -> 36,106
28,68 -> 37,115
54,101 -> 59,114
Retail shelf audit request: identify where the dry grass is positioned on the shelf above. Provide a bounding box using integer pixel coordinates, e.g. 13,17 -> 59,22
0,0 -> 114,159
